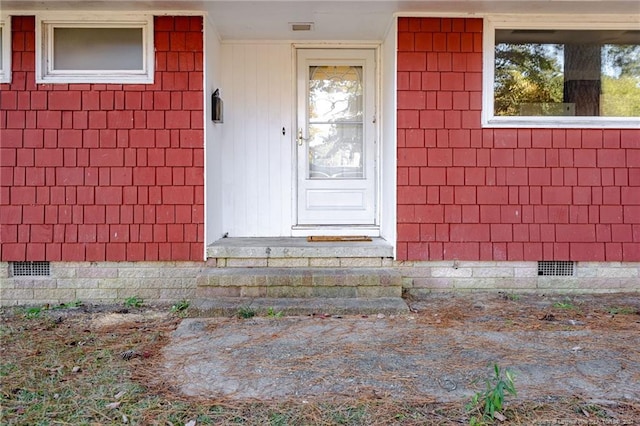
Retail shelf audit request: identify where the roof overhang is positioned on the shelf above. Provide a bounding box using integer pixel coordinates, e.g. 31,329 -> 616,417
2,1 -> 639,40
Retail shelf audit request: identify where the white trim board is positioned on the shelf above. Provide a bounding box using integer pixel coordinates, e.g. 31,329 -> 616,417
0,15 -> 11,83
35,12 -> 155,84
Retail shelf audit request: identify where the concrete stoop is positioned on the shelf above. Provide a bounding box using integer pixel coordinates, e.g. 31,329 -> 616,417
194,267 -> 408,315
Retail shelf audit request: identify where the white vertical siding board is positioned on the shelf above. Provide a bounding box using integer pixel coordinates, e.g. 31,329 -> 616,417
266,47 -> 279,235
220,44 -> 235,237
256,45 -> 271,235
244,45 -> 259,236
232,44 -> 247,235
268,44 -> 291,236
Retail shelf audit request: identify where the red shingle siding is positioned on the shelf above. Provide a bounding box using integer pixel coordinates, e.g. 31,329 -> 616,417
397,17 -> 640,262
0,16 -> 204,261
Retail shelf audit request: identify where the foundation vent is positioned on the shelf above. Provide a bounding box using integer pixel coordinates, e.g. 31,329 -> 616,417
11,261 -> 51,277
537,261 -> 574,276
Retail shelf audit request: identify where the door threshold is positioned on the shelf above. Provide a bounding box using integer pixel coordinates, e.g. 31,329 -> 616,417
291,225 -> 380,237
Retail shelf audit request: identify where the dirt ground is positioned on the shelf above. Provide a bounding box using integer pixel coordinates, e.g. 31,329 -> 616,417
159,293 -> 640,403
2,291 -> 639,425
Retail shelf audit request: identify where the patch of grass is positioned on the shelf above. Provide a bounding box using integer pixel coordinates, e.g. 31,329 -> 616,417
0,362 -> 17,377
607,306 -> 638,315
124,296 -> 144,308
23,306 -> 43,319
553,301 -> 577,310
266,307 -> 283,318
268,412 -> 289,426
53,299 -> 83,309
466,364 -> 517,425
500,292 -> 520,301
327,404 -> 368,424
237,305 -> 256,319
171,299 -> 190,316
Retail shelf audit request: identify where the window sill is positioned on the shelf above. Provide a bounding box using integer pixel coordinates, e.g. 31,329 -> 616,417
36,74 -> 154,84
482,116 -> 640,129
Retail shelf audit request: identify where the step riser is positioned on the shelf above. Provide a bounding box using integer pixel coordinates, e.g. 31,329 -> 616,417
197,268 -> 402,299
197,286 -> 401,299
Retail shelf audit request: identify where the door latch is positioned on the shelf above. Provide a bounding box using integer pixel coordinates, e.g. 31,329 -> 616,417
297,128 -> 307,146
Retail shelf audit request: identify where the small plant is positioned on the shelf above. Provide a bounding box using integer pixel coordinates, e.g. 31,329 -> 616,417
575,402 -> 612,419
266,307 -> 283,318
237,305 -> 256,319
502,293 -> 520,301
53,300 -> 83,309
607,306 -> 638,315
124,296 -> 144,308
553,301 -> 576,310
467,364 -> 517,425
171,300 -> 190,316
24,307 -> 42,319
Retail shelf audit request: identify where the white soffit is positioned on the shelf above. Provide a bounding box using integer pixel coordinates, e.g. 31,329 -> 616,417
2,1 -> 638,40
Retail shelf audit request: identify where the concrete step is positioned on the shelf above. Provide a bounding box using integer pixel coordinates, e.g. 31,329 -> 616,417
196,267 -> 403,298
190,297 -> 409,317
207,237 -> 394,259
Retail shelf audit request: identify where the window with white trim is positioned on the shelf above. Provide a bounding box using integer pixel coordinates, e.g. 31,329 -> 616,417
36,14 -> 154,83
0,16 -> 11,83
483,17 -> 640,128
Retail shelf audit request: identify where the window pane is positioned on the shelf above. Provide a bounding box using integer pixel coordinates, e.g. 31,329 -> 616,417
307,65 -> 364,179
495,30 -> 640,117
308,123 -> 363,178
0,27 -> 3,69
53,27 -> 143,70
309,66 -> 363,122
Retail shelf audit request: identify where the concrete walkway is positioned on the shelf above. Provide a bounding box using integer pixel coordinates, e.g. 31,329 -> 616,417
160,293 -> 640,403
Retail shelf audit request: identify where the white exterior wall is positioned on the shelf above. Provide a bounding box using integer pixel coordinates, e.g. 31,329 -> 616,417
205,16 -> 225,246
380,18 -> 397,254
220,42 -> 293,237
214,41 -> 396,240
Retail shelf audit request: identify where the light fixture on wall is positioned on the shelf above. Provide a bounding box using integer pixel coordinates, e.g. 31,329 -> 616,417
212,89 -> 223,123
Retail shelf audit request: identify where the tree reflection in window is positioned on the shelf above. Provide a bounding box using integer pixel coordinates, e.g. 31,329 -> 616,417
308,65 -> 364,179
494,30 -> 640,117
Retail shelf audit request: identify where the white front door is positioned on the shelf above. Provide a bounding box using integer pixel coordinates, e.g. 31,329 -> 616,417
296,49 -> 377,227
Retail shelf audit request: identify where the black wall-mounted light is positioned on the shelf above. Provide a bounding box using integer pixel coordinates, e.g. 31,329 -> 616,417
212,89 -> 223,123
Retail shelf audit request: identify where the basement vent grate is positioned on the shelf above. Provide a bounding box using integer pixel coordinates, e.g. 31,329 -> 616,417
11,261 -> 51,277
537,261 -> 574,276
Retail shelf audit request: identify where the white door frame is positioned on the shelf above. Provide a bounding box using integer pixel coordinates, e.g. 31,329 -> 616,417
292,46 -> 381,237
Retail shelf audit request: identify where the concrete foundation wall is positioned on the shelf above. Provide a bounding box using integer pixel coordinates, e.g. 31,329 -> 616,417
400,261 -> 640,297
1,260 -> 637,306
0,261 -> 203,306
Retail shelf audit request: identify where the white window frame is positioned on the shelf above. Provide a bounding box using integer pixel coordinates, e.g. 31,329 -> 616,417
482,15 -> 640,129
0,15 -> 11,83
36,13 -> 154,84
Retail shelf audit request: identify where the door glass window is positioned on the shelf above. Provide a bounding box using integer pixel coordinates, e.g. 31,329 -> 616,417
308,65 -> 364,179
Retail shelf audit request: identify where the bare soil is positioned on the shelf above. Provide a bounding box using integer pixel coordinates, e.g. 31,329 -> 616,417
1,292 -> 639,425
